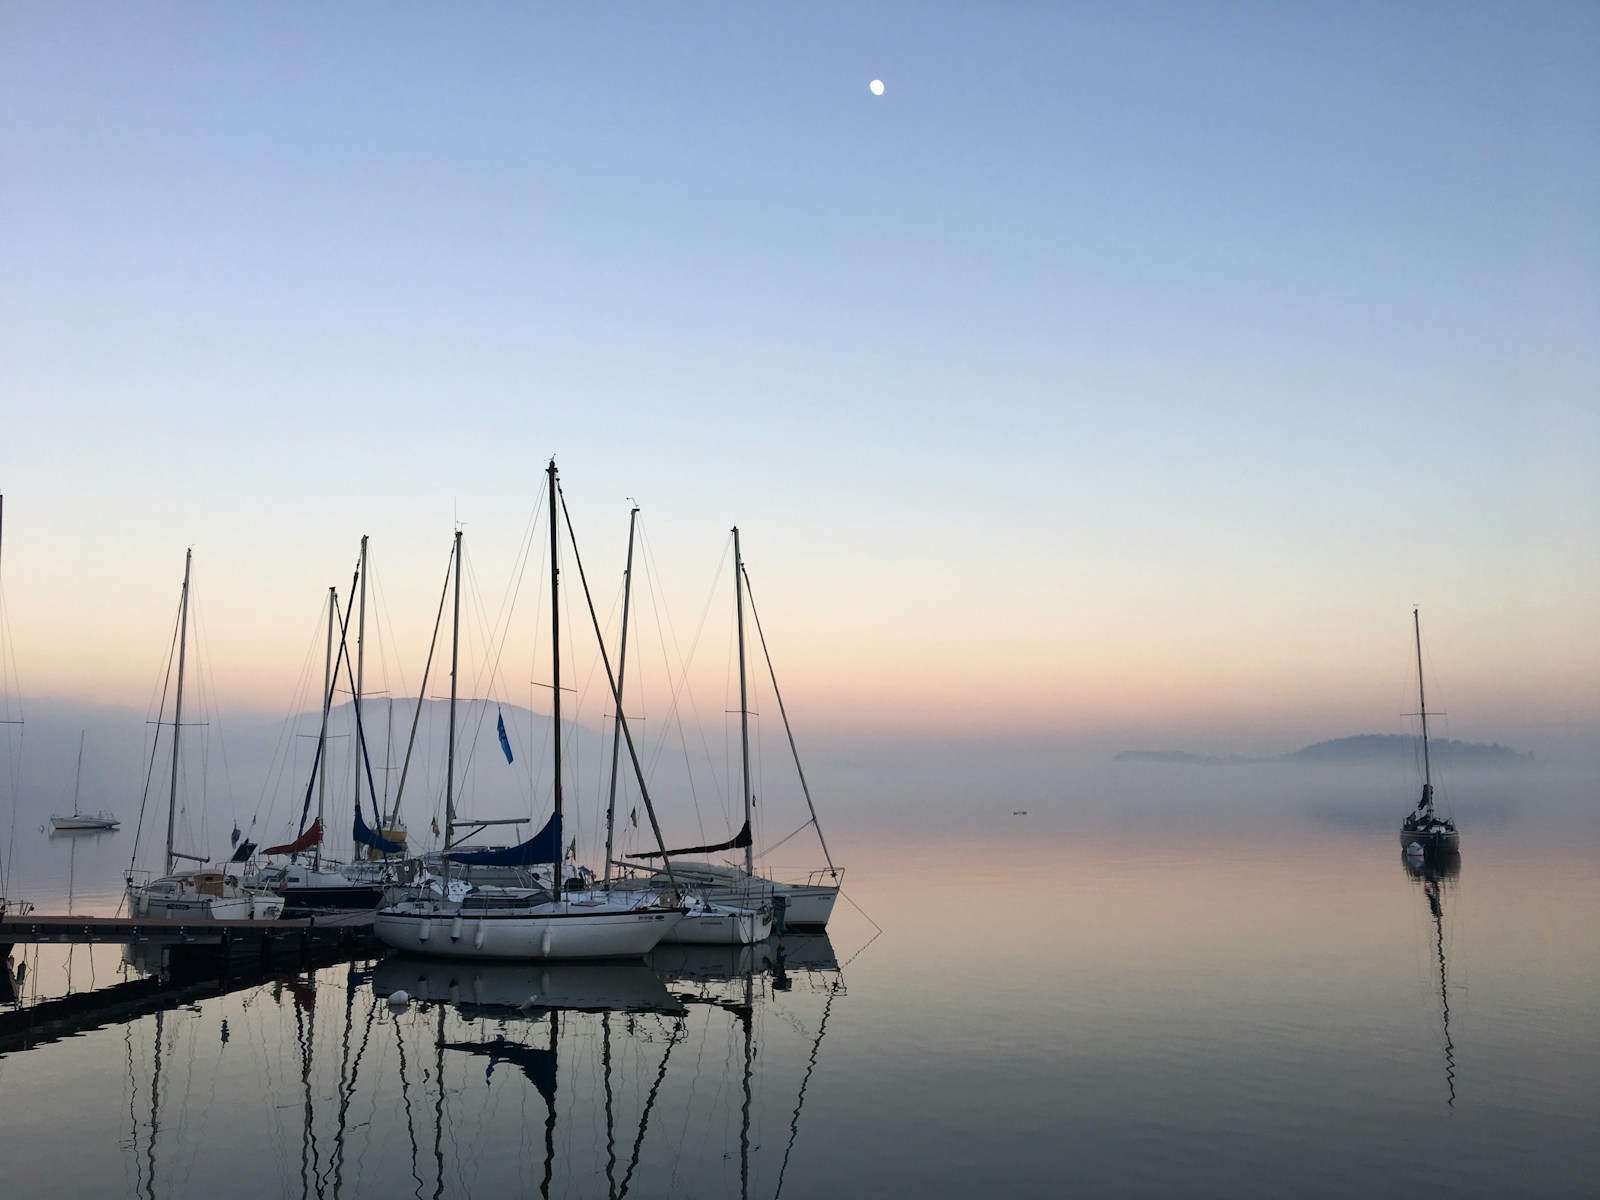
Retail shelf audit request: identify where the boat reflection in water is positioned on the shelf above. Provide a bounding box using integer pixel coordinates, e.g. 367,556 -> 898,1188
4,925 -> 844,1198
373,932 -> 841,1199
1402,844 -> 1461,1107
371,957 -> 687,1017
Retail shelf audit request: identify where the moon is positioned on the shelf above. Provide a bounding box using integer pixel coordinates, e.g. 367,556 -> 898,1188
869,79 -> 884,96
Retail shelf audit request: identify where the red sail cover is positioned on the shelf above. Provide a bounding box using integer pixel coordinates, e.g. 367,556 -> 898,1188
262,818 -> 323,857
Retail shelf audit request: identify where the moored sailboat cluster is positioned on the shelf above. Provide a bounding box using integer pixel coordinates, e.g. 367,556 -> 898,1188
32,464 -> 841,958
361,460 -> 841,961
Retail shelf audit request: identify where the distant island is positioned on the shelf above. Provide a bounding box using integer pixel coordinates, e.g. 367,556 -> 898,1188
1116,734 -> 1530,766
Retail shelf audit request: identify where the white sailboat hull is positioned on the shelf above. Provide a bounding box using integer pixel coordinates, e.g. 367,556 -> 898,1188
659,866 -> 839,928
373,897 -> 684,960
662,902 -> 774,945
50,813 -> 120,831
127,874 -> 286,921
762,884 -> 836,928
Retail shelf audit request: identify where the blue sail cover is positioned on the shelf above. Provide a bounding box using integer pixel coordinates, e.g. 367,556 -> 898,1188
446,811 -> 562,866
354,803 -> 406,855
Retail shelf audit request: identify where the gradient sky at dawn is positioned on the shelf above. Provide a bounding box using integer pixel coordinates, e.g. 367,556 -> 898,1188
2,3 -> 1596,757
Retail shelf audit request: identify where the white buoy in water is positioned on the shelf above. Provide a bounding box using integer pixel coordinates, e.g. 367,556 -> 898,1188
387,990 -> 409,1007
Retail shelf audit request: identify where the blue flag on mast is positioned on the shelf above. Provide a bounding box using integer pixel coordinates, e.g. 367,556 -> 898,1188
497,707 -> 514,764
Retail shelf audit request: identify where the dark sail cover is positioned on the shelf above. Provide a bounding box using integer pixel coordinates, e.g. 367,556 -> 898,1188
624,819 -> 751,861
354,803 -> 406,855
446,812 -> 562,866
263,818 -> 323,857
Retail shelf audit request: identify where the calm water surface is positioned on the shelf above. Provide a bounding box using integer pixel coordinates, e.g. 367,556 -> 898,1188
2,764 -> 1596,1198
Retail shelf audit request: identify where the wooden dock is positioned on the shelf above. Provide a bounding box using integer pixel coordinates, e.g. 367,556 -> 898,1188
2,910 -> 377,965
0,935 -> 380,1056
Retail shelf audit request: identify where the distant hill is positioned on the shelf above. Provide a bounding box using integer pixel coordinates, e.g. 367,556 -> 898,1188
1116,734 -> 1530,766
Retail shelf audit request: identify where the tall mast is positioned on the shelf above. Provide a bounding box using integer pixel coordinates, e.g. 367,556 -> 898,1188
72,730 -> 86,817
548,460 -> 563,873
164,549 -> 193,876
733,527 -> 753,878
446,530 -> 462,852
353,535 -> 368,848
603,504 -> 639,885
315,585 -> 334,872
1413,606 -> 1433,810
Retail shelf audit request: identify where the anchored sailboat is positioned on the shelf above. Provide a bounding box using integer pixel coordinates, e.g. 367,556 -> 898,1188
602,506 -> 773,945
50,732 -> 119,831
124,551 -> 285,921
373,462 -> 685,959
1400,608 -> 1460,853
252,539 -> 405,910
627,527 -> 841,928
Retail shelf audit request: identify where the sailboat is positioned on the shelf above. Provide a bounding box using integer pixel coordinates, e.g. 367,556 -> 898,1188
251,538 -> 405,910
1399,608 -> 1460,853
600,506 -> 773,945
50,732 -> 120,831
124,551 -> 286,921
373,461 -> 685,959
625,527 -> 841,929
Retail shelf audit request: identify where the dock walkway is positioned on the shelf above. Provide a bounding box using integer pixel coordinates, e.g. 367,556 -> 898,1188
2,910 -> 376,962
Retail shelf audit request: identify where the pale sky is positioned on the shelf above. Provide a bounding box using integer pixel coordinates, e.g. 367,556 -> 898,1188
2,3 -> 1596,757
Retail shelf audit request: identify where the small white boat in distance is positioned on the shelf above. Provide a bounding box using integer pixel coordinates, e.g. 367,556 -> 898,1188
51,731 -> 120,830
51,812 -> 120,831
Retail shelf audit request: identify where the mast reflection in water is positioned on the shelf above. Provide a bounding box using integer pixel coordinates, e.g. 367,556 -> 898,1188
4,931 -> 840,1200
373,934 -> 840,1200
1403,846 -> 1461,1108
